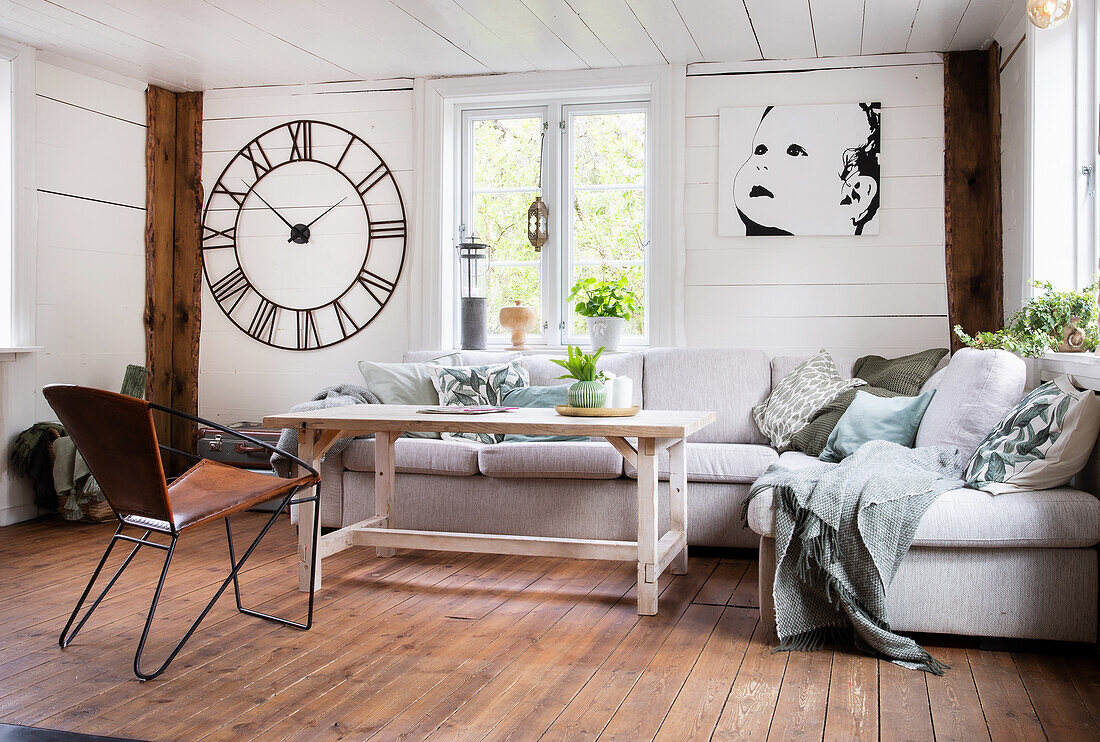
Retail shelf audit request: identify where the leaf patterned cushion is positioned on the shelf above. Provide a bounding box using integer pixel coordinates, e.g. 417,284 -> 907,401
964,375 -> 1100,494
752,349 -> 866,449
428,359 -> 530,444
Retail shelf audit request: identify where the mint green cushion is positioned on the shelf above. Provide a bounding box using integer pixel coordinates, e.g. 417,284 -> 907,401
820,389 -> 936,463
357,353 -> 461,439
502,386 -> 587,443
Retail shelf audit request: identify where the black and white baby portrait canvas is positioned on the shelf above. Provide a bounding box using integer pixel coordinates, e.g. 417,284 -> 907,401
718,102 -> 882,237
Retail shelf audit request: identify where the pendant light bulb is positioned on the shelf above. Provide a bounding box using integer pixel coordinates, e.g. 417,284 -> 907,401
1028,0 -> 1072,29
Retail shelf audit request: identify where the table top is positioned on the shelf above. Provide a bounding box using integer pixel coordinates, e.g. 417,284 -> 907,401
262,404 -> 717,439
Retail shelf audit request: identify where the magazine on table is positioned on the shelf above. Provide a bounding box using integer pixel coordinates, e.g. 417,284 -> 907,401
416,406 -> 518,415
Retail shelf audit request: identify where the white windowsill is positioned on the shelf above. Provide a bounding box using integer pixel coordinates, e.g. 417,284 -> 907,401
1037,351 -> 1100,391
0,346 -> 42,362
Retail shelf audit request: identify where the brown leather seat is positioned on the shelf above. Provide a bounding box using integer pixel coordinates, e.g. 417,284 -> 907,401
158,459 -> 316,531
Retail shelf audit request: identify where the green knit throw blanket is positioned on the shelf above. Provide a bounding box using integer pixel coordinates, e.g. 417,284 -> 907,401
746,440 -> 964,674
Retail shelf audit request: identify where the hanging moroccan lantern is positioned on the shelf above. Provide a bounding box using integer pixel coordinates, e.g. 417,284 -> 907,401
527,196 -> 548,251
528,129 -> 548,251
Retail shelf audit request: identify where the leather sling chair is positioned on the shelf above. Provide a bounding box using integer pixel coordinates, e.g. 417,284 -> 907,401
43,384 -> 320,681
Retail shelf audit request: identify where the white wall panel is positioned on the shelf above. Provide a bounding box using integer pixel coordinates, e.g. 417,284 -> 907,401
683,60 -> 948,356
32,62 -> 148,424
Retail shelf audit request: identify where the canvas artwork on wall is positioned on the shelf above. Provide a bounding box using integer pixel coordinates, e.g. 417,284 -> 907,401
718,102 -> 882,237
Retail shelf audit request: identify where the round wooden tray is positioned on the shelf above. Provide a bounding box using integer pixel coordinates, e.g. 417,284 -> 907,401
555,405 -> 641,418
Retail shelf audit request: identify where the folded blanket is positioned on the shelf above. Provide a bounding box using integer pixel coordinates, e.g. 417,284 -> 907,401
745,440 -> 964,674
271,384 -> 380,478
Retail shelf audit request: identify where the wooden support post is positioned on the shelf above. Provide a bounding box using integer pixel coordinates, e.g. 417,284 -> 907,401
944,45 -> 1003,351
374,431 -> 397,557
144,85 -> 203,474
636,436 -> 659,615
668,438 -> 688,575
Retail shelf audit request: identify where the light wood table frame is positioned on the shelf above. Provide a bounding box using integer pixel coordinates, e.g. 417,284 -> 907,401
262,405 -> 716,615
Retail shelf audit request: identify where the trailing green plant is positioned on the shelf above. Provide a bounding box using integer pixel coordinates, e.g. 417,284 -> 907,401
567,277 -> 640,320
954,279 -> 1099,357
550,344 -> 606,382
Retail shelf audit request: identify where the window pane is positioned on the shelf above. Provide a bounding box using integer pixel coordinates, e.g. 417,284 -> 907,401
473,117 -> 543,190
573,112 -> 645,186
572,189 -> 646,263
474,192 -> 541,262
569,264 -> 645,338
488,265 -> 541,334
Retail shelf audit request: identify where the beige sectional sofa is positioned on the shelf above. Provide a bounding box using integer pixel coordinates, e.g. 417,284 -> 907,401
318,347 -> 1100,642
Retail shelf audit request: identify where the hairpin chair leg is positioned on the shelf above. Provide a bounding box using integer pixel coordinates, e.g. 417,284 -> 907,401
60,525 -> 154,649
131,484 -> 320,681
227,484 -> 320,630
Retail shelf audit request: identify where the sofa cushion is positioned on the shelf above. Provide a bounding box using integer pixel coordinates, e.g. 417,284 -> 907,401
477,441 -> 624,479
777,450 -> 821,470
915,348 -> 1026,461
520,353 -> 644,406
341,437 -> 481,476
753,350 -> 865,449
643,348 -> 771,444
771,355 -> 858,387
747,485 -> 1100,548
623,443 -> 777,483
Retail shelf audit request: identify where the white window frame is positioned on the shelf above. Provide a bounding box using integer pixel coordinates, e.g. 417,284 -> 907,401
411,66 -> 685,352
560,100 -> 651,347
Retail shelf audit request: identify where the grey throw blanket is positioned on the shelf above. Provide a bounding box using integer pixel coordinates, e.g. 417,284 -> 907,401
271,384 -> 380,478
745,440 -> 964,674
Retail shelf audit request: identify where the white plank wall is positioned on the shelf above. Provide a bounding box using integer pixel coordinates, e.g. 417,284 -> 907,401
32,61 -> 147,421
199,81 -> 415,423
683,61 -> 950,357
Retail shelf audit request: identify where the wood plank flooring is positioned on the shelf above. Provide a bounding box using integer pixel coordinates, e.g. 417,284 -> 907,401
0,514 -> 1097,741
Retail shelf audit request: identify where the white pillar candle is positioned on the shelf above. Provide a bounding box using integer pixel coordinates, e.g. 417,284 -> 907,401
601,372 -> 616,408
612,376 -> 633,408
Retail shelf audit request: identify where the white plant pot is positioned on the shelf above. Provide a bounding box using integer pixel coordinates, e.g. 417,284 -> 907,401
587,317 -> 625,352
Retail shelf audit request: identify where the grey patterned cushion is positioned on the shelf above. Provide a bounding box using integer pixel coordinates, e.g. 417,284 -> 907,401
752,349 -> 865,449
964,375 -> 1100,494
428,360 -> 529,444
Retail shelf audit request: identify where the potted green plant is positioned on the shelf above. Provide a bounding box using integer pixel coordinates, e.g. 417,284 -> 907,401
550,345 -> 607,408
567,277 -> 639,352
954,279 -> 1099,357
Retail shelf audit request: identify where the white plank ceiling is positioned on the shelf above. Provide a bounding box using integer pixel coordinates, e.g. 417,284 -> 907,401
0,0 -> 1018,90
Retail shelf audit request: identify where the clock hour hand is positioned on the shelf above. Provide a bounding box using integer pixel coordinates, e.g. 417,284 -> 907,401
305,197 -> 348,228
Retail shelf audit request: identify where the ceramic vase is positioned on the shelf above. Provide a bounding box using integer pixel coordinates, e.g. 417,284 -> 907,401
568,380 -> 606,408
587,316 -> 625,352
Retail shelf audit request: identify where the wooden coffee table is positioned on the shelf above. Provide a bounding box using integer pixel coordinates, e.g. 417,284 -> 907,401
262,405 -> 716,615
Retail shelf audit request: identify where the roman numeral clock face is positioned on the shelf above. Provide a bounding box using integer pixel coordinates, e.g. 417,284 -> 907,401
201,120 -> 406,350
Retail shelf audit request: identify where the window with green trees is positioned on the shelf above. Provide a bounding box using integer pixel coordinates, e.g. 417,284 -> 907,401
460,101 -> 648,346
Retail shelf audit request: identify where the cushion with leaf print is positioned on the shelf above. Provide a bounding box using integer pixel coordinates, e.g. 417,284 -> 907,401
428,359 -> 530,444
964,375 -> 1100,494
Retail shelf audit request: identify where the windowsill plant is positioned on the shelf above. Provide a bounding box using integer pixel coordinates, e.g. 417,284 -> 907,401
550,344 -> 607,408
567,277 -> 639,352
954,280 -> 1099,357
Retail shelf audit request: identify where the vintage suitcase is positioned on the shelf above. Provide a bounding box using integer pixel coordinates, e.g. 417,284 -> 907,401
196,423 -> 281,469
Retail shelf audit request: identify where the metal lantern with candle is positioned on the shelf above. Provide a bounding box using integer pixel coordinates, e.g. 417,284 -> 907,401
458,236 -> 490,349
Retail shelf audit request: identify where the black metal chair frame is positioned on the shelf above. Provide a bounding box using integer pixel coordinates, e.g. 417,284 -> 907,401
57,403 -> 320,681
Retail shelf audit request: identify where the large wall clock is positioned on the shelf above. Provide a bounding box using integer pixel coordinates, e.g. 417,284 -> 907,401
201,119 -> 406,350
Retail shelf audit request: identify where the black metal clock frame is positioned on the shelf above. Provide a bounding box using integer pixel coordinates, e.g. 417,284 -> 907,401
201,119 -> 407,350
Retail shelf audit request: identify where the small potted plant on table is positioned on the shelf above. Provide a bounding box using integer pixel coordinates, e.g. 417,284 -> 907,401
567,277 -> 639,352
551,345 -> 607,408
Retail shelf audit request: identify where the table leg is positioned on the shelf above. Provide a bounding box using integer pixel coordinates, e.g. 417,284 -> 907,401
636,437 -> 659,615
374,431 -> 397,558
296,429 -> 321,593
668,438 -> 688,575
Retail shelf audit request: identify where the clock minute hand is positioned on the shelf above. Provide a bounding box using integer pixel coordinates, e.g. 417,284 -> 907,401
305,197 -> 348,228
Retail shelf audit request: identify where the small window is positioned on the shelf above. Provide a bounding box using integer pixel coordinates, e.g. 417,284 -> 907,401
458,98 -> 649,347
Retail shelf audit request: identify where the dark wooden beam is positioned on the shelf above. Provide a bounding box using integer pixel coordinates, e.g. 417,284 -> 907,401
144,85 -> 203,471
944,45 -> 1004,351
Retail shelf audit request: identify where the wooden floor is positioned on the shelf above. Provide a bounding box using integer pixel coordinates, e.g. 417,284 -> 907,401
0,514 -> 1097,741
